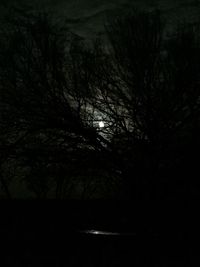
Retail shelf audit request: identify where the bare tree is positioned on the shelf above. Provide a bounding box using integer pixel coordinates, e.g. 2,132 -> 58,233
0,7 -> 115,198
86,9 -> 200,199
0,7 -> 200,199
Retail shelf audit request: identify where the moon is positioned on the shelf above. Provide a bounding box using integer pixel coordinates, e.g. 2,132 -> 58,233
99,121 -> 105,128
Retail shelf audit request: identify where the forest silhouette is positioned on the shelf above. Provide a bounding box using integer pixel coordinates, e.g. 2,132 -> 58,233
0,7 -> 199,199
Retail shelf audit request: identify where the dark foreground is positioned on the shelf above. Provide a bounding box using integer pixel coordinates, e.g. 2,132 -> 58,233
0,202 -> 194,266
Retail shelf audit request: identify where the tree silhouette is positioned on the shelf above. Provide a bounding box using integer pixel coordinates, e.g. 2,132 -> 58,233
86,9 -> 200,199
0,8 -> 114,198
0,7 -> 200,199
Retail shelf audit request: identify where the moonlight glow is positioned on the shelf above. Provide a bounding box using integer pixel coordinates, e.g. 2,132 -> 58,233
99,121 -> 105,128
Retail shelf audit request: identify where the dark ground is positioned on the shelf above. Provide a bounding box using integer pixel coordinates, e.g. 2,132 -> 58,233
0,202 -> 194,266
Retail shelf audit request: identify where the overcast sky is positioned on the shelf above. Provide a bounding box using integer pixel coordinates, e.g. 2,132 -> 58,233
1,0 -> 200,39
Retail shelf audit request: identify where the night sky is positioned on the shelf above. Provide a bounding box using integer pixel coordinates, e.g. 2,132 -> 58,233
1,0 -> 200,39
0,0 -> 199,199
0,2 -> 196,266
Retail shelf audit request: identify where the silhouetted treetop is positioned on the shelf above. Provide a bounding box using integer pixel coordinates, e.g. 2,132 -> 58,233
0,7 -> 200,199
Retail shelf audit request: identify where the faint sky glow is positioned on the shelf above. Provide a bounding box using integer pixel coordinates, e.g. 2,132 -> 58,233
2,0 -> 199,40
